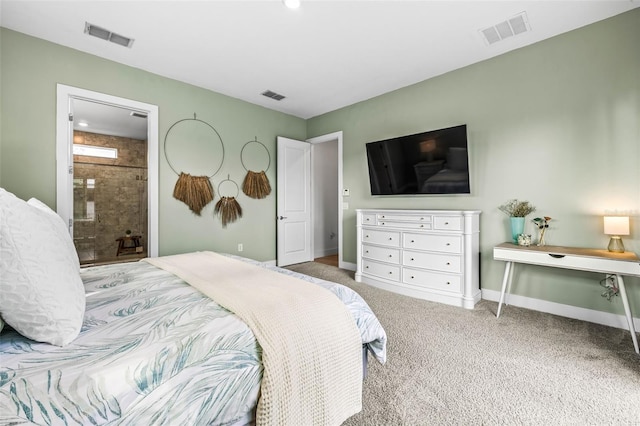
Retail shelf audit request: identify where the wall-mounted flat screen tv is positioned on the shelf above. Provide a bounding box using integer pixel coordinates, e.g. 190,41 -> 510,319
365,124 -> 470,195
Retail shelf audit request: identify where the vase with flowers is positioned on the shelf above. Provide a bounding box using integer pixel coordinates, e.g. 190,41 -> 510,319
499,199 -> 536,244
532,216 -> 551,246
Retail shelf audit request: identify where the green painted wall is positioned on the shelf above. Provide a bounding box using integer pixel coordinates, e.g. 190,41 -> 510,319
307,9 -> 640,316
0,28 -> 306,261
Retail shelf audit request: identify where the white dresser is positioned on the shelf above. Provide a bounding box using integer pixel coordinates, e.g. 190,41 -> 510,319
356,209 -> 481,309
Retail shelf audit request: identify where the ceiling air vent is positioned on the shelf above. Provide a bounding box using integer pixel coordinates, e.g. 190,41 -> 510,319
130,111 -> 148,119
480,12 -> 530,45
262,90 -> 286,101
85,22 -> 135,48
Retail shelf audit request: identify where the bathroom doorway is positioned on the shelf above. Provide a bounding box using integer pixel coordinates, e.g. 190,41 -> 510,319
72,99 -> 149,265
56,84 -> 159,265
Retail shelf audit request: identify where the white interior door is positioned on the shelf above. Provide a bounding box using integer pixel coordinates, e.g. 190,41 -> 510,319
277,136 -> 312,266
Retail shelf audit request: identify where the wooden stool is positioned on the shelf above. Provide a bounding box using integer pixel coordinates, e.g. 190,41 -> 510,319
116,235 -> 143,256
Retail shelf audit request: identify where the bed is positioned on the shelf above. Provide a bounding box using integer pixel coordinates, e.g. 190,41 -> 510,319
0,188 -> 387,425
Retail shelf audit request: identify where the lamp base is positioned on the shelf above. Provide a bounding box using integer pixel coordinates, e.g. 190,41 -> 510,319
607,236 -> 625,253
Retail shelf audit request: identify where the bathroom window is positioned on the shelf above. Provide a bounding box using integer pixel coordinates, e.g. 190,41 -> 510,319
73,144 -> 118,159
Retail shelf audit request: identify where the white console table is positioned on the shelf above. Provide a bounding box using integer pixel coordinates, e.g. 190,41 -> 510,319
493,243 -> 640,354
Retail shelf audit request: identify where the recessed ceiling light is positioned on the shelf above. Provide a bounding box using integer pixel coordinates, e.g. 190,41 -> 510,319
78,122 -> 89,127
283,0 -> 300,10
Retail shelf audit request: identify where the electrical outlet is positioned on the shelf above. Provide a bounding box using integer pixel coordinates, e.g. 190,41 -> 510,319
238,243 -> 243,252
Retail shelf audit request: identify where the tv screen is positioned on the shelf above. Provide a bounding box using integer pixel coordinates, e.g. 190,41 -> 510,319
365,124 -> 470,195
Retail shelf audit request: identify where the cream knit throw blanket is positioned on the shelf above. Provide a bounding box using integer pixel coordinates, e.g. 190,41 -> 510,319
144,252 -> 362,425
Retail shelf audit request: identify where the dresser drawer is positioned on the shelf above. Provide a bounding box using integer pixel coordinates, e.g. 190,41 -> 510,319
362,259 -> 401,282
402,250 -> 462,273
377,213 -> 432,223
433,216 -> 462,231
362,244 -> 400,264
378,220 -> 432,230
403,233 -> 462,253
362,229 -> 401,247
402,268 -> 462,293
361,214 -> 376,226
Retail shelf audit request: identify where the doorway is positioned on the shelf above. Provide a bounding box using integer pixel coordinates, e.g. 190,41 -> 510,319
72,100 -> 149,264
311,136 -> 339,263
56,84 -> 159,262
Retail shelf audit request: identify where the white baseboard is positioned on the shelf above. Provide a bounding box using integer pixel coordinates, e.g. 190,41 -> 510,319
482,288 -> 640,331
314,247 -> 338,258
340,261 -> 356,271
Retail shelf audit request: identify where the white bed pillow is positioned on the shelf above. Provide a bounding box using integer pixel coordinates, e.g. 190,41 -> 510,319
0,188 -> 85,346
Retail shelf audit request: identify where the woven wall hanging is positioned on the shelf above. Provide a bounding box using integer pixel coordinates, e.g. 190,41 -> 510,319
215,175 -> 243,227
164,114 -> 224,215
240,137 -> 272,199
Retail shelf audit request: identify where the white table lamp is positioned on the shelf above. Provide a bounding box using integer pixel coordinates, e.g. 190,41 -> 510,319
604,216 -> 629,253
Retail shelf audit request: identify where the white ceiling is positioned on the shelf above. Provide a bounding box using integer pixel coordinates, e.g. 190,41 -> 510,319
2,0 -> 638,121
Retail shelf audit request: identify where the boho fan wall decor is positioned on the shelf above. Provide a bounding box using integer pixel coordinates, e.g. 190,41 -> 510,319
240,137 -> 272,199
164,114 -> 224,215
215,175 -> 243,227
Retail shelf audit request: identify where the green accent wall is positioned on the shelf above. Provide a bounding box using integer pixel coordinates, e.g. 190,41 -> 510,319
307,9 -> 640,315
1,9 -> 639,317
0,28 -> 306,261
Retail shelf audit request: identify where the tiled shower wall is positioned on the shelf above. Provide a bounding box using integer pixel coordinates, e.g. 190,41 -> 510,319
73,131 -> 148,264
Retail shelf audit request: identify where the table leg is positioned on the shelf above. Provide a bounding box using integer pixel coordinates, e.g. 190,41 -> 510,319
615,275 -> 639,355
497,261 -> 513,318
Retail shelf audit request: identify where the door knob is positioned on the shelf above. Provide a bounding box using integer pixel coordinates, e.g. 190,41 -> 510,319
278,216 -> 288,220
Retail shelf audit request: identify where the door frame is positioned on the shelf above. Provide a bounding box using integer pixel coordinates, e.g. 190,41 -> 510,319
55,84 -> 159,258
306,131 -> 345,268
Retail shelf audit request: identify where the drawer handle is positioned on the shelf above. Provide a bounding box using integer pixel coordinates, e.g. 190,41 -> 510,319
446,262 -> 451,266
389,237 -> 393,241
411,276 -> 415,279
381,222 -> 385,225
549,254 -> 565,259
366,218 -> 370,221
388,254 -> 393,258
365,266 -> 369,269
446,243 -> 451,246
410,258 -> 415,261
365,250 -> 369,253
388,271 -> 393,275
446,281 -> 451,285
444,222 -> 449,225
365,235 -> 369,238
381,215 -> 386,218
420,224 -> 424,228
411,240 -> 415,243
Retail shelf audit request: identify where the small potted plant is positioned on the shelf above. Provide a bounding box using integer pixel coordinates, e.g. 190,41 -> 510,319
499,199 -> 536,243
532,216 -> 551,246
125,229 -> 132,238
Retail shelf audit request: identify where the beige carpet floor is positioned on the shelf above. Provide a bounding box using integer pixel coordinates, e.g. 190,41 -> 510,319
284,261 -> 640,426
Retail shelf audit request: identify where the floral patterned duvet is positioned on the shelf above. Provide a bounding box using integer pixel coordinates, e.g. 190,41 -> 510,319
0,256 -> 386,425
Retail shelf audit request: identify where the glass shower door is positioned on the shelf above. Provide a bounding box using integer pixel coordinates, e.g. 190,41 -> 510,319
73,177 -> 97,264
73,170 -> 148,265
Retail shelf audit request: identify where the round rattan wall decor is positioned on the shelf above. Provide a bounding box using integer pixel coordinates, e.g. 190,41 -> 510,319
164,114 -> 225,215
215,175 -> 243,227
240,137 -> 272,199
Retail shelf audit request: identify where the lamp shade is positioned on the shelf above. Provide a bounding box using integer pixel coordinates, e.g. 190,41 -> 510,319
603,216 -> 629,236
